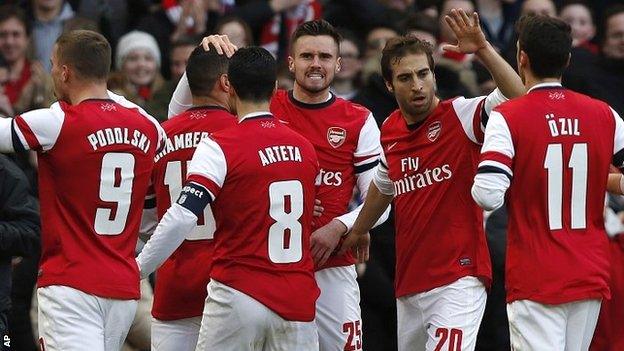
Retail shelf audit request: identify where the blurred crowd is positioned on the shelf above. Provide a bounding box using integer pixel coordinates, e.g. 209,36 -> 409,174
0,0 -> 623,350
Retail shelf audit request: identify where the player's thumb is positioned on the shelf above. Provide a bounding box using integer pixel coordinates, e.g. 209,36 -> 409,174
442,44 -> 460,53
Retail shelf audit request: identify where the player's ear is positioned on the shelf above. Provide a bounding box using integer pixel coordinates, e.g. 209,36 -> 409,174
219,73 -> 230,93
565,53 -> 571,70
335,57 -> 341,73
287,55 -> 295,73
384,79 -> 394,93
519,50 -> 529,70
61,64 -> 69,82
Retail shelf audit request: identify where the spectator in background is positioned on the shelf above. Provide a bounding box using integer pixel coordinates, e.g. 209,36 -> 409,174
0,154 -> 40,349
167,0 -> 210,43
402,12 -> 438,47
403,10 -> 474,99
353,25 -> 399,125
560,1 -> 598,54
110,30 -> 165,110
322,0 -> 411,38
521,0 -> 557,17
331,30 -> 363,100
168,38 -> 197,81
601,4 -> 624,62
147,36 -> 196,122
503,0 -> 556,68
137,0 -> 218,80
228,0 -> 322,60
0,5 -> 54,116
565,4 -> 624,115
214,16 -> 254,48
364,26 -> 398,59
436,0 -> 480,96
475,0 -> 520,52
29,0 -> 75,72
0,64 -> 10,118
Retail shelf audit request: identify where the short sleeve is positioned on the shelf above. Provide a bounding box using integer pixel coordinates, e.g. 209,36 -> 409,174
186,137 -> 227,200
354,113 -> 382,174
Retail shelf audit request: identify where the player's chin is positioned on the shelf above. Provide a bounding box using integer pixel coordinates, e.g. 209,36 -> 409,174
300,80 -> 330,94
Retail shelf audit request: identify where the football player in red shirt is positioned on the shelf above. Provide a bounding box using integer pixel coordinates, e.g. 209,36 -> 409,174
137,46 -> 321,350
471,15 -> 624,350
170,20 -> 390,351
141,45 -> 236,350
339,9 -> 525,351
0,31 -> 165,350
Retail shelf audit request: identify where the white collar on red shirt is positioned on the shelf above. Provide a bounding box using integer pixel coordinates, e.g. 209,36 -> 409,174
239,111 -> 273,123
527,82 -> 563,93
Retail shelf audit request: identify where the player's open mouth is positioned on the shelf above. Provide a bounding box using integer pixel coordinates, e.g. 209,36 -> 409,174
412,96 -> 426,104
307,73 -> 324,80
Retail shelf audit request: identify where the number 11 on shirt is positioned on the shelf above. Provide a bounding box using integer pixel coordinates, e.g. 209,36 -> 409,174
544,143 -> 588,230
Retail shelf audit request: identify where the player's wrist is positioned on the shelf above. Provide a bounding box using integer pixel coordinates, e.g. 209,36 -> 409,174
619,174 -> 624,195
475,41 -> 493,57
330,219 -> 349,236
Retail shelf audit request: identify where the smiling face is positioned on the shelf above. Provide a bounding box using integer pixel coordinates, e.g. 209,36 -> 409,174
560,4 -> 595,46
0,17 -> 28,65
288,35 -> 341,95
385,52 -> 437,122
121,48 -> 158,87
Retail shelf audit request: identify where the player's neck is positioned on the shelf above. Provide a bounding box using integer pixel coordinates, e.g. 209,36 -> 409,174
67,83 -> 109,105
292,83 -> 331,104
235,100 -> 271,122
192,96 -> 228,110
524,74 -> 561,92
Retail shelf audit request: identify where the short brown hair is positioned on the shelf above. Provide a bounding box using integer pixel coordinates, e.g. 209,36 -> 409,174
381,36 -> 434,83
290,20 -> 342,54
55,30 -> 111,81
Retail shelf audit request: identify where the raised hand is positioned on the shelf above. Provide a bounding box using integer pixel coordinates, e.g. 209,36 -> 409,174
442,9 -> 488,54
200,35 -> 238,58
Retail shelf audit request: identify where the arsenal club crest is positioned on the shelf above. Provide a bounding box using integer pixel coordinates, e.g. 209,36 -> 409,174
327,127 -> 347,148
427,121 -> 441,142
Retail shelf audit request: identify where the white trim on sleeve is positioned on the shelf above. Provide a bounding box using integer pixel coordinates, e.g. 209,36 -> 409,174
187,137 -> 228,191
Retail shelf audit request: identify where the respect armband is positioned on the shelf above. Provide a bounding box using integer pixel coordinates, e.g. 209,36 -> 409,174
176,182 -> 212,217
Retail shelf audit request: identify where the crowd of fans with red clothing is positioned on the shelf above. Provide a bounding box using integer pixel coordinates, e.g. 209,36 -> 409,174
0,0 -> 623,350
